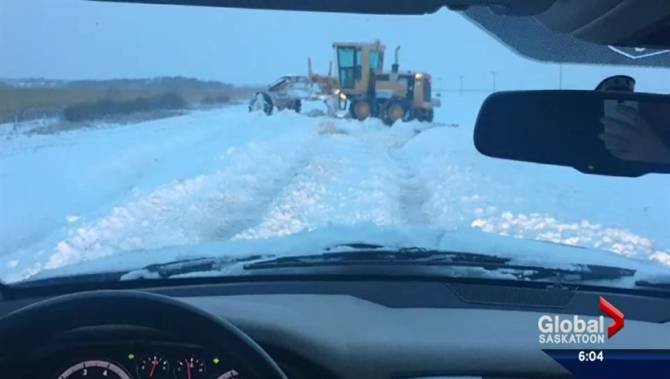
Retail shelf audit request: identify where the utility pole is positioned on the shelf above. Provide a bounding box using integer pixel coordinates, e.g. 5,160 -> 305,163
459,75 -> 464,95
491,71 -> 498,92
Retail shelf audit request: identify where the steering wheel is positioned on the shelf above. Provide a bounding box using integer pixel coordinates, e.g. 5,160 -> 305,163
0,290 -> 286,379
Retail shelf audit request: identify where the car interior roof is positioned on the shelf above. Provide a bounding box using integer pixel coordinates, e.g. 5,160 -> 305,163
92,0 -> 670,68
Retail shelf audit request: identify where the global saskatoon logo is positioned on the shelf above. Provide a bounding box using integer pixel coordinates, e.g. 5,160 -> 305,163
538,297 -> 624,344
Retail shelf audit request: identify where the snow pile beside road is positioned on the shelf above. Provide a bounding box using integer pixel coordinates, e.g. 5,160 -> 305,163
398,118 -> 670,267
470,212 -> 665,261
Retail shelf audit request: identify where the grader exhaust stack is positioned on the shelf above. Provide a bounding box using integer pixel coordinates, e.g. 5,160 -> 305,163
307,58 -> 313,79
393,46 -> 400,73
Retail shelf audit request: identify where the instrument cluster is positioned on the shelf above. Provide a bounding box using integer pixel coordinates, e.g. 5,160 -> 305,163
52,343 -> 243,379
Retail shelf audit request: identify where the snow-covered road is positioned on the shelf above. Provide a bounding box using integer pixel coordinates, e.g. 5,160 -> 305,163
2,96 -> 669,282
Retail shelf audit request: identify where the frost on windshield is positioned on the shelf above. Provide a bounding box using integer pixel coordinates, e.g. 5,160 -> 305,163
1,2 -> 669,283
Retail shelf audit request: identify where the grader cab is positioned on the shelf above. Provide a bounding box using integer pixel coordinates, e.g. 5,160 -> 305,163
333,40 -> 437,124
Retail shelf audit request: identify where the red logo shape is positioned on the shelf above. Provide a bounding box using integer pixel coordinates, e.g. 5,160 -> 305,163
599,296 -> 624,339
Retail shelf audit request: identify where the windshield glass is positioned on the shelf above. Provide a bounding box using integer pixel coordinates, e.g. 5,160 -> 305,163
369,50 -> 382,72
1,0 -> 669,286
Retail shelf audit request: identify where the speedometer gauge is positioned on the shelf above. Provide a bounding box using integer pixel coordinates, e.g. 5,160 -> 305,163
57,360 -> 131,379
137,354 -> 170,379
174,356 -> 206,379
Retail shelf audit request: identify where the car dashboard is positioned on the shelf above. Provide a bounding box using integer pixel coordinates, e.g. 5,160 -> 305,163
2,278 -> 670,379
38,326 -> 244,379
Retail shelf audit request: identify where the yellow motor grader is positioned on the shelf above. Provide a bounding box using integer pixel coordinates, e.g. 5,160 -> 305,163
329,40 -> 439,125
251,40 -> 439,125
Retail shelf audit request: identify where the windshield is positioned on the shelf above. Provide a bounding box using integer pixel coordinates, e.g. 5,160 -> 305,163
1,0 -> 669,286
369,50 -> 383,73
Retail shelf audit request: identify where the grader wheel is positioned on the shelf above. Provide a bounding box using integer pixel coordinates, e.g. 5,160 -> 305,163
350,98 -> 372,121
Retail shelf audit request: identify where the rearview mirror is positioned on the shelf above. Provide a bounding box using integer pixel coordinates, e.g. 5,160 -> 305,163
474,90 -> 670,177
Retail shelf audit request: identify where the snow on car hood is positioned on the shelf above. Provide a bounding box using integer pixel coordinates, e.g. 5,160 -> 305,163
24,224 -> 670,286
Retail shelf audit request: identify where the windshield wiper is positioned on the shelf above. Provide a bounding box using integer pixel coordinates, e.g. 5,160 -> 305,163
124,243 -> 387,279
9,247 -> 638,286
244,248 -> 637,282
325,242 -> 386,250
134,254 -> 272,279
635,280 -> 670,290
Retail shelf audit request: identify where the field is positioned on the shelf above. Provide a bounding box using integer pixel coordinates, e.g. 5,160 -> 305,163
0,77 -> 259,128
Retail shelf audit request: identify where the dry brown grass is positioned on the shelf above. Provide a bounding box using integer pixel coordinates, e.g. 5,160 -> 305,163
0,84 -> 258,123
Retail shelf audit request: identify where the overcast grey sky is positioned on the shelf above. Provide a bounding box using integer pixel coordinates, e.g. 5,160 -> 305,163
1,0 -> 668,91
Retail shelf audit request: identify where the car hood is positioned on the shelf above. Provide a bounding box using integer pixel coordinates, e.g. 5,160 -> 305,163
22,224 -> 670,286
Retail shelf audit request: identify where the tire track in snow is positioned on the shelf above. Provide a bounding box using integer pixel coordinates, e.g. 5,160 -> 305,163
392,158 -> 432,225
232,120 -> 436,240
231,155 -> 344,240
360,121 -> 436,226
375,123 -> 442,226
4,120 -> 317,280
